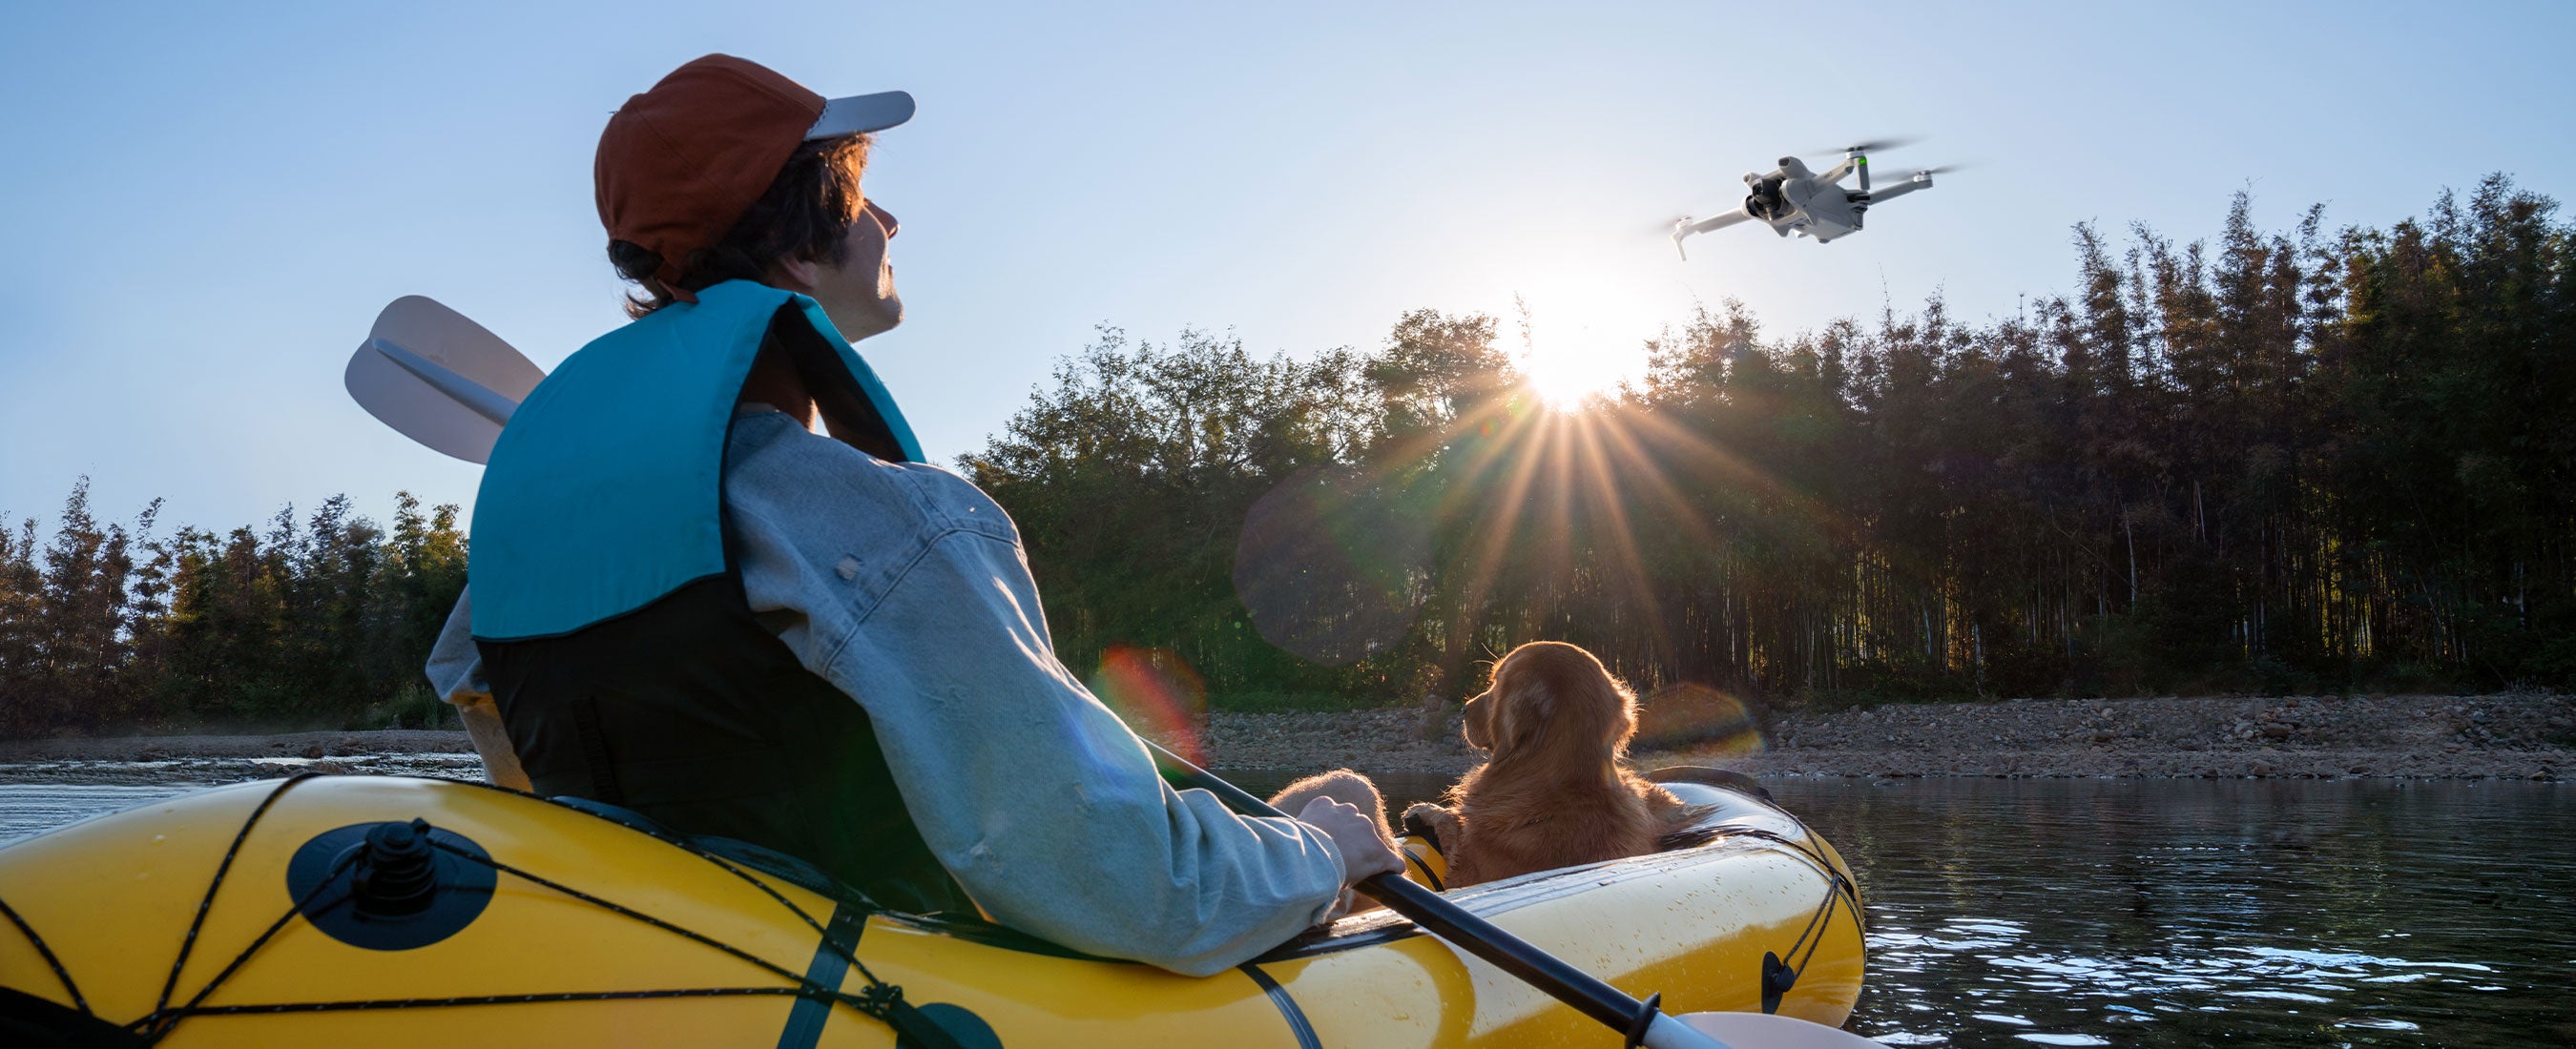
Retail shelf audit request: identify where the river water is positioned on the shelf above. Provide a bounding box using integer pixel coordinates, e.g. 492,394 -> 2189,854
1775,777 -> 2574,1047
4,775 -> 2568,1046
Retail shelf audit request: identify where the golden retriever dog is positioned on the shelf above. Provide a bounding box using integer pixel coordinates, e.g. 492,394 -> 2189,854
1402,642 -> 1699,888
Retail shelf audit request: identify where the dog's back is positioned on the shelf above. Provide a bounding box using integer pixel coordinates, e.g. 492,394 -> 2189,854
1407,642 -> 1696,888
1437,766 -> 1680,888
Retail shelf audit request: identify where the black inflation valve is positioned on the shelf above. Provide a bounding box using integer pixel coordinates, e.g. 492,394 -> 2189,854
352,819 -> 441,915
288,817 -> 496,950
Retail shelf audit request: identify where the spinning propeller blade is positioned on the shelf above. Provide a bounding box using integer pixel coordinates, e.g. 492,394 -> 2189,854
1812,136 -> 1921,156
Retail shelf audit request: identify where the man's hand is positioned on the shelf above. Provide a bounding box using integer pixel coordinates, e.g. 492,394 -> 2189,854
1296,794 -> 1404,888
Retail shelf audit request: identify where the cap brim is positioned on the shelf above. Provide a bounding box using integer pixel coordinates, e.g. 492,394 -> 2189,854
805,91 -> 914,140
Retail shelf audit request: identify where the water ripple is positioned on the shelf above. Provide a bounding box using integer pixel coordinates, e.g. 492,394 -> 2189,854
1775,777 -> 2575,1048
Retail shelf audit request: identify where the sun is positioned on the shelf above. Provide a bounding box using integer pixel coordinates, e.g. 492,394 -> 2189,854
1515,340 -> 1643,411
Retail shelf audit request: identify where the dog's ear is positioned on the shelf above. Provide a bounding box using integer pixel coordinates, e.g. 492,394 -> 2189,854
1462,690 -> 1495,751
1606,677 -> 1641,755
1486,676 -> 1555,761
1490,642 -> 1644,765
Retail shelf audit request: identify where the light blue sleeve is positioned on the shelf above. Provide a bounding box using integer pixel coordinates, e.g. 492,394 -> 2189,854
424,586 -> 488,704
722,413 -> 1346,976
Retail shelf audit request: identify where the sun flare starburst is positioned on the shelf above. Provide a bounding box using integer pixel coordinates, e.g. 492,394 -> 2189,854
1515,340 -> 1644,410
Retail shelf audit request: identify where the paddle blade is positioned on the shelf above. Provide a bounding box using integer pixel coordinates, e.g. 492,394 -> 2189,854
1671,1011 -> 1887,1048
344,296 -> 545,464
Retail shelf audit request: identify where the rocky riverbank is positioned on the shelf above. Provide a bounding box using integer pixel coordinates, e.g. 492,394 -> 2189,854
1678,691 -> 2571,781
0,730 -> 488,785
1,693 -> 2566,786
1174,692 -> 2572,782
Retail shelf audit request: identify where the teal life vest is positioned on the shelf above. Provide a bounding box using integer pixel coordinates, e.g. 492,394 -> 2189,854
471,279 -> 922,640
468,280 -> 963,912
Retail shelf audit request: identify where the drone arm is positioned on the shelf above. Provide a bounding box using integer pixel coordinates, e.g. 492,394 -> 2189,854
1683,208 -> 1752,236
1817,156 -> 1856,185
1670,208 -> 1751,260
1866,175 -> 1931,204
1669,207 -> 1752,259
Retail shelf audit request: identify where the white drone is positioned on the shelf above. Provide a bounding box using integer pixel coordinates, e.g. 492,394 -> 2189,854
1671,139 -> 1954,258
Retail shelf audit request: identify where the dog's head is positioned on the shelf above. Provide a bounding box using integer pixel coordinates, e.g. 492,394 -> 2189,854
1462,642 -> 1637,766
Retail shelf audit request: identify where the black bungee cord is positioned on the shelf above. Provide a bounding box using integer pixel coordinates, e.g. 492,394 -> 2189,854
149,771 -> 322,1025
17,771 -> 1861,1042
36,772 -> 965,1049
1727,813 -> 1865,1010
1664,814 -> 1864,1013
0,892 -> 91,1018
125,840 -> 937,1045
136,850 -> 364,1040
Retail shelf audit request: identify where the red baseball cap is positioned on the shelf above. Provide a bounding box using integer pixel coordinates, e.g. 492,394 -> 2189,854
594,54 -> 913,300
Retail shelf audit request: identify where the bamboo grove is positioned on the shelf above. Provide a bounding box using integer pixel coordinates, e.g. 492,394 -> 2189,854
0,175 -> 2566,735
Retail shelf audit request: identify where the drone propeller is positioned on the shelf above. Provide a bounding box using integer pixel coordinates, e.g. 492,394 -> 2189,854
1886,163 -> 1965,180
1812,135 -> 1922,156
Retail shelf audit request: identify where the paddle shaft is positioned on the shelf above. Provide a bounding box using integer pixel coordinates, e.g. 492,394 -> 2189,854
367,336 -> 519,426
1147,741 -> 1655,1036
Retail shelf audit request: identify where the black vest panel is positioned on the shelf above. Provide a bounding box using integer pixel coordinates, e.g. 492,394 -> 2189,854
478,574 -> 967,914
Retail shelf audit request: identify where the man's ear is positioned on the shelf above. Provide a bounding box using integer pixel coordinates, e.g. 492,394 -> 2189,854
768,254 -> 823,294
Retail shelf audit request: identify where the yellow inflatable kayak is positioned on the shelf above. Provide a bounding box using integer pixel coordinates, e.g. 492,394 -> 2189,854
0,772 -> 1862,1047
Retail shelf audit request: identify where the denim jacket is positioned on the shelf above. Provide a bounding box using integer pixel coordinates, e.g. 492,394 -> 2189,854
429,407 -> 1342,976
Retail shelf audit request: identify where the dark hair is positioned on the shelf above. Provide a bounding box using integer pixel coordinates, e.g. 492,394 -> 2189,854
607,134 -> 872,318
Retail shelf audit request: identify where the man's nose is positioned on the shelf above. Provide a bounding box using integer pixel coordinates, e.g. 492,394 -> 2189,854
865,199 -> 899,238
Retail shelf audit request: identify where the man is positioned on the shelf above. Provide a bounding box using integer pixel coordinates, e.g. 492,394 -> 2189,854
426,54 -> 1400,977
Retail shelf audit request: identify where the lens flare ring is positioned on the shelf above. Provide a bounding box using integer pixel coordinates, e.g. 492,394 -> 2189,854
1089,646 -> 1210,766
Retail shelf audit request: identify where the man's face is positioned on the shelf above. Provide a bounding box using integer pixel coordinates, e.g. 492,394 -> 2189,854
805,199 -> 903,340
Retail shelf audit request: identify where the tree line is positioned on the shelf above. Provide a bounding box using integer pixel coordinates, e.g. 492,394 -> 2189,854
2,174 -> 2565,737
968,175 -> 2572,706
0,485 -> 466,736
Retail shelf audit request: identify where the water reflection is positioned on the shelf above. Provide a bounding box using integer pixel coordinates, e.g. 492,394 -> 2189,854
0,783 -> 190,845
1776,778 -> 2576,1047
1216,771 -> 2571,1043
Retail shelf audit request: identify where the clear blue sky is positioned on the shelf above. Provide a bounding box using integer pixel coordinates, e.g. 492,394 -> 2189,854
4,1 -> 2570,538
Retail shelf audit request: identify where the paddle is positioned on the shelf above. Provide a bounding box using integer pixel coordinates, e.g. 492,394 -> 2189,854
344,297 -> 545,463
342,297 -> 1884,1049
